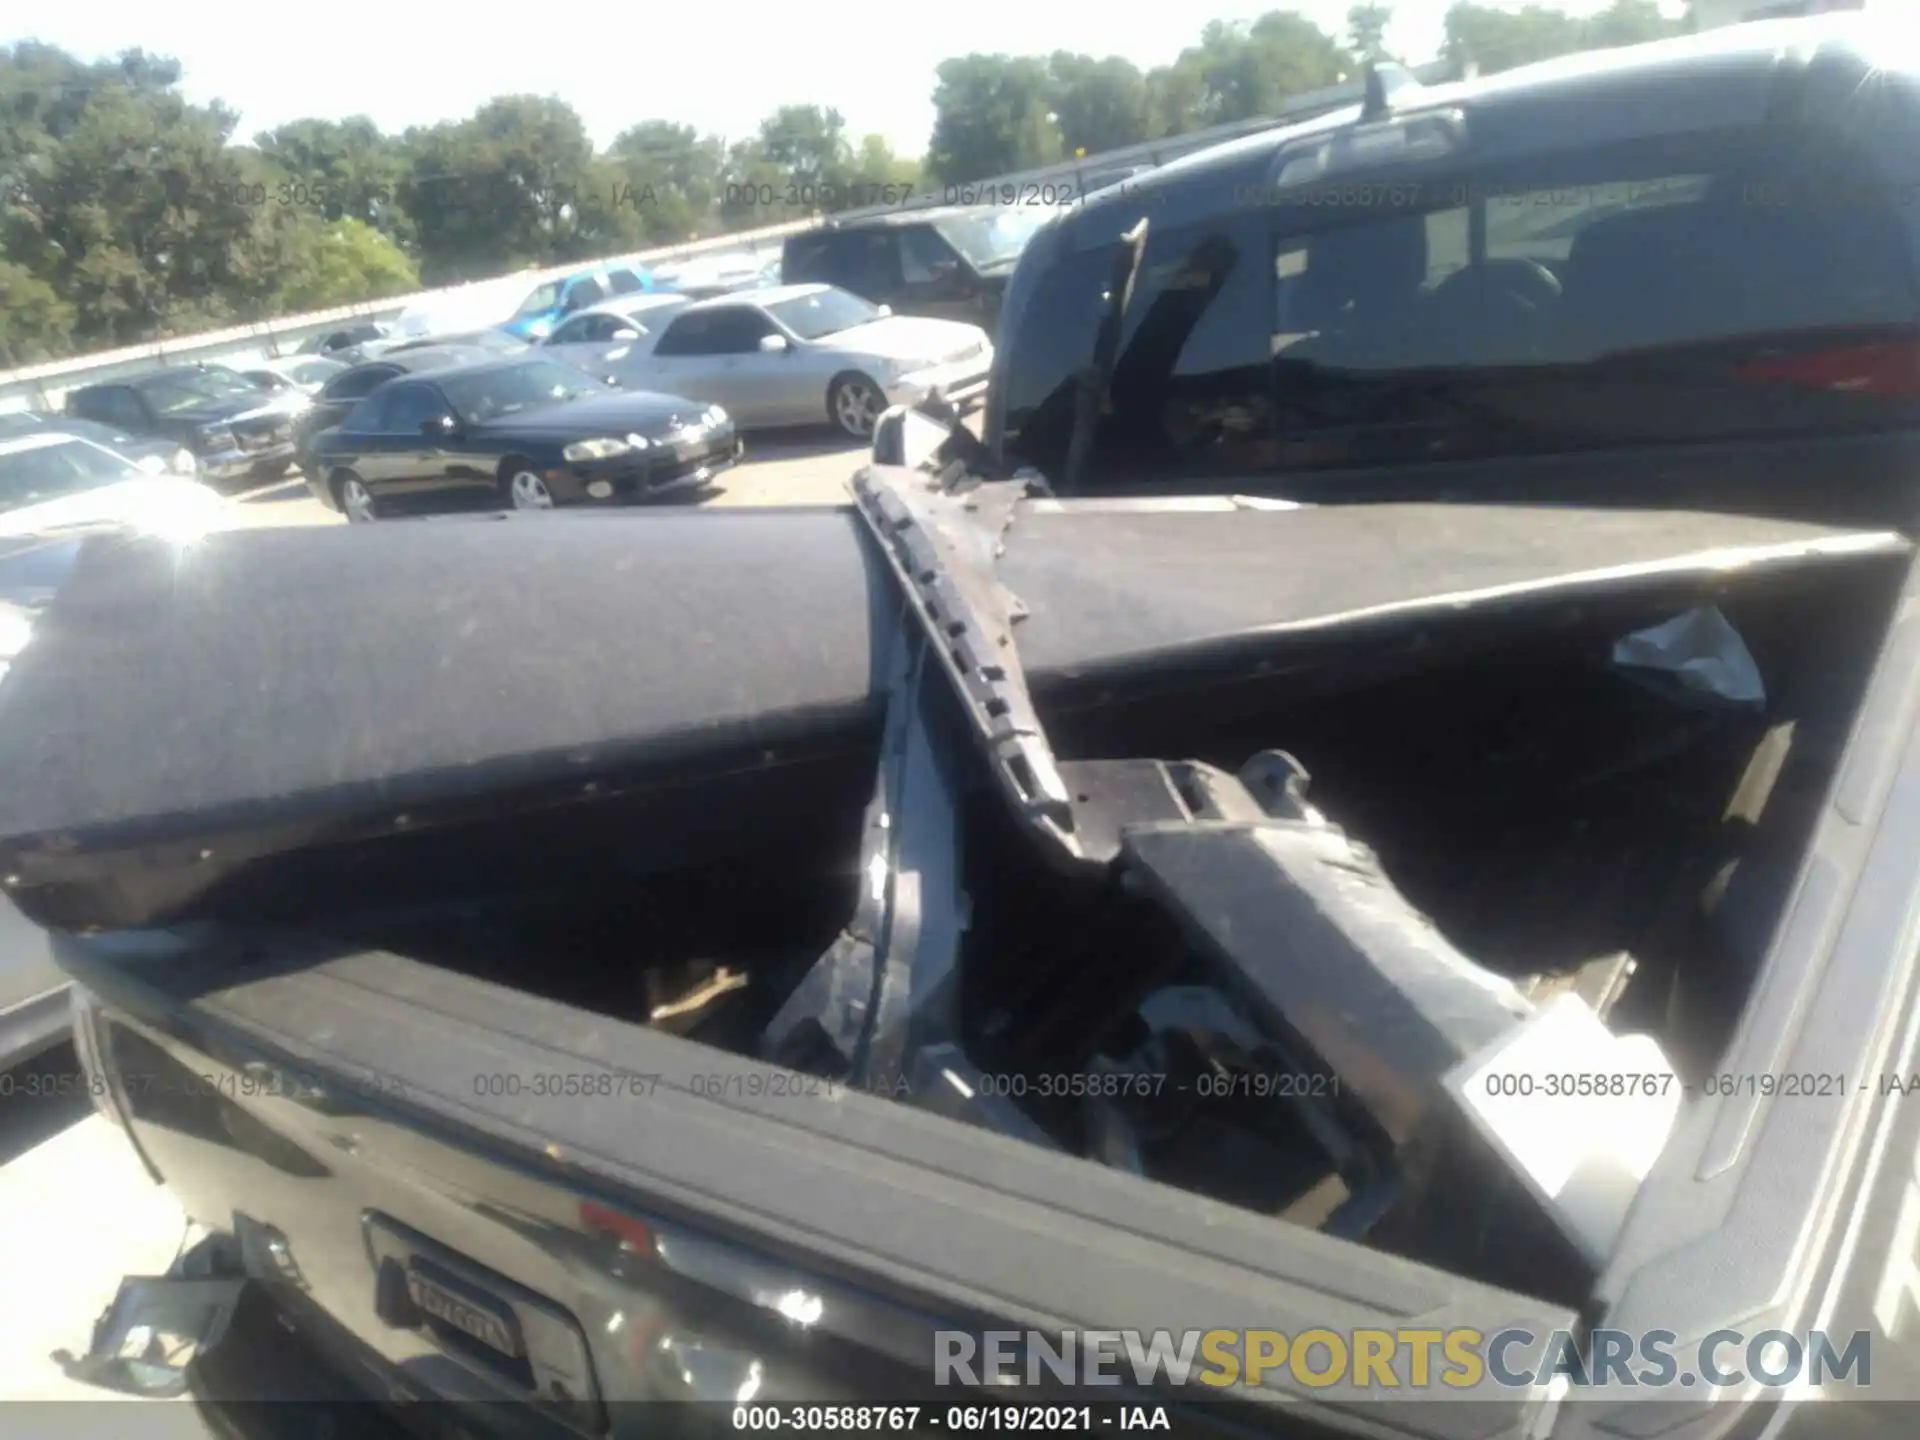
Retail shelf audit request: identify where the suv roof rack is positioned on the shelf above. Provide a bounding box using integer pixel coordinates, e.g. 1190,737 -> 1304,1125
1360,61 -> 1424,122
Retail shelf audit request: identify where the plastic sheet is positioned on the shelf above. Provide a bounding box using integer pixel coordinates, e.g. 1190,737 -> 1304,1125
1612,605 -> 1766,706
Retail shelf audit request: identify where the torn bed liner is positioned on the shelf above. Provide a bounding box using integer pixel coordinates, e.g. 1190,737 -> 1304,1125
0,497 -> 1902,932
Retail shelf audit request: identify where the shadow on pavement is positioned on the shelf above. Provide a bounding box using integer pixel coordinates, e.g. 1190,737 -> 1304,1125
182,1288 -> 410,1440
0,1043 -> 93,1168
739,426 -> 863,464
229,478 -> 313,506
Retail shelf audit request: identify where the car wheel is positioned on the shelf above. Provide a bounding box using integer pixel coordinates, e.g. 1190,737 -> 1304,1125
335,471 -> 379,523
828,374 -> 886,438
503,463 -> 556,511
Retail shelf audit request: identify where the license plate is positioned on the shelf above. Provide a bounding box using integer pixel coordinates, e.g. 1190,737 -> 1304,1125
405,1261 -> 524,1360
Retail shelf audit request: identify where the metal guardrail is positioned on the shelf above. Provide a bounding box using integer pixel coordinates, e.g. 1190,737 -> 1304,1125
0,61 -> 1455,413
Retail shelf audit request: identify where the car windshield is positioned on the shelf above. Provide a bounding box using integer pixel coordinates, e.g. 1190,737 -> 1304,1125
0,441 -> 136,513
766,288 -> 881,341
0,413 -> 52,439
513,282 -> 562,318
436,359 -> 602,424
132,368 -> 262,415
618,297 -> 688,322
934,212 -> 1040,271
5,413 -> 129,447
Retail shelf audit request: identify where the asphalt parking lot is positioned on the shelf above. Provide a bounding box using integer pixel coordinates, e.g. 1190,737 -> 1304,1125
0,418 -> 919,1425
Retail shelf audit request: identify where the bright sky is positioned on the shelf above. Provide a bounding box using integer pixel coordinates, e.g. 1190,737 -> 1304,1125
6,1 -> 1678,158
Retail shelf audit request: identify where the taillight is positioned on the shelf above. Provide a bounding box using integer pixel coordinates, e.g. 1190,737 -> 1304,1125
580,1199 -> 653,1255
1736,339 -> 1920,398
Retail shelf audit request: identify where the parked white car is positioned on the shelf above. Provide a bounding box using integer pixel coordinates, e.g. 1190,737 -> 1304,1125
0,434 -> 232,543
238,357 -> 348,399
537,293 -> 696,377
607,283 -> 992,436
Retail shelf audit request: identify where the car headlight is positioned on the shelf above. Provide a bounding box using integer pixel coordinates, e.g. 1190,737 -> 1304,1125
199,425 -> 234,451
703,405 -> 728,428
563,437 -> 634,462
170,448 -> 199,476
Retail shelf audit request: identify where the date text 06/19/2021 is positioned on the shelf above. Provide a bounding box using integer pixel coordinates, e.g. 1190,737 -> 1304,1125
1478,1070 -> 1920,1100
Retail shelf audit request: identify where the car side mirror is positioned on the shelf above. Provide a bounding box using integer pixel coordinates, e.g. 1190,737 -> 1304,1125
758,334 -> 791,355
612,328 -> 641,341
421,416 -> 457,437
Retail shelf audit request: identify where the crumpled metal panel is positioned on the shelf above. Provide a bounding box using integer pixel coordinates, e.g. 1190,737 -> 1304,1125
1122,814 -> 1535,1150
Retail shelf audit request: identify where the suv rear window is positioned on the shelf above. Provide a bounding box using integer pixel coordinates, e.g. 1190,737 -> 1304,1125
996,125 -> 1918,490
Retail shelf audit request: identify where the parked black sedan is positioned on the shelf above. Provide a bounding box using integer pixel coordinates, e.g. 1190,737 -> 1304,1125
306,356 -> 743,521
291,344 -> 501,477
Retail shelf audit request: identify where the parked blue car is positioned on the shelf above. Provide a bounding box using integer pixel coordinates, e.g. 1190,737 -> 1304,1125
500,264 -> 654,340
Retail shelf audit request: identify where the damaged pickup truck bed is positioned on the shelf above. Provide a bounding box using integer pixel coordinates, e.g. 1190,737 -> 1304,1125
7,469 -> 1920,1440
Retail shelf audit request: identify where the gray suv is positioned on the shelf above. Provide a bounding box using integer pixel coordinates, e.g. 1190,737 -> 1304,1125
982,20 -> 1920,530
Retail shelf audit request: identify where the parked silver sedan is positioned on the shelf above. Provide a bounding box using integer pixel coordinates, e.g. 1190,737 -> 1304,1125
537,293 -> 695,377
607,284 -> 992,437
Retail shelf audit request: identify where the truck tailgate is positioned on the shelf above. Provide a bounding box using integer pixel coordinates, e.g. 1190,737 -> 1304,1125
61,929 -> 1570,1438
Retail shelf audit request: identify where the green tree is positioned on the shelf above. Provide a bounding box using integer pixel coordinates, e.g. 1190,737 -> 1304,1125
606,120 -> 726,241
1442,3 -> 1585,74
1581,0 -> 1688,50
848,133 -> 923,202
1174,13 -> 1350,128
0,259 -> 74,363
254,116 -> 413,244
927,55 -> 1062,183
1442,1 -> 1682,77
1143,61 -> 1209,138
1047,53 -> 1151,158
267,217 -> 419,311
0,44 -> 276,345
397,95 -> 605,283
1348,4 -> 1396,63
755,104 -> 852,186
718,106 -> 921,221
